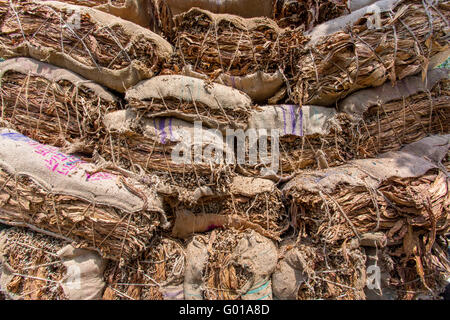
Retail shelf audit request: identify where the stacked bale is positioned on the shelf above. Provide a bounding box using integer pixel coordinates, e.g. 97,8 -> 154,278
0,0 -> 173,92
103,236 -> 185,300
0,227 -> 107,300
184,229 -> 278,300
293,0 -> 450,106
172,8 -> 308,102
0,129 -> 165,263
244,68 -> 449,176
0,57 -> 119,150
281,136 -> 450,299
0,0 -> 448,301
0,227 -> 67,299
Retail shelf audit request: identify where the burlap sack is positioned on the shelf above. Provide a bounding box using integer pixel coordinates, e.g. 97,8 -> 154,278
184,230 -> 277,300
170,176 -> 287,241
272,242 -> 367,299
248,105 -> 337,137
103,236 -> 186,300
182,65 -> 284,103
0,129 -> 165,262
104,109 -> 230,150
307,0 -> 400,45
339,68 -> 450,115
295,0 -> 449,107
0,227 -> 68,300
102,109 -> 234,173
0,1 -> 173,93
0,57 -> 117,103
167,0 -> 273,18
0,57 -> 119,149
125,75 -> 252,130
0,228 -> 106,300
283,134 -> 450,195
57,245 -> 106,300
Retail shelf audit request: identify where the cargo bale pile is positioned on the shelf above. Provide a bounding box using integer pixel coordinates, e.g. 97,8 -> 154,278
0,0 -> 448,300
0,0 -> 173,92
294,0 -> 449,106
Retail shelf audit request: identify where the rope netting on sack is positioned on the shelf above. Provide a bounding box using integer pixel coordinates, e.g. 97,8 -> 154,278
0,227 -> 107,300
172,7 -> 308,83
0,57 -> 120,151
0,0 -> 449,301
184,229 -> 278,300
273,240 -> 367,300
242,69 -> 449,176
273,0 -> 350,30
169,175 -> 289,241
293,0 -> 450,106
0,227 -> 68,300
282,135 -> 450,299
0,130 -> 165,264
103,235 -> 185,300
0,0 -> 173,92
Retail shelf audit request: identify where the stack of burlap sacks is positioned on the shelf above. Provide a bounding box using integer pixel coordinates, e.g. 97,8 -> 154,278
0,0 -> 448,300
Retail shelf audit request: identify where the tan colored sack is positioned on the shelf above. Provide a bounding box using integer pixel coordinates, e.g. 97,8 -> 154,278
173,7 -> 307,90
57,245 -> 106,300
338,68 -> 449,115
0,57 -> 119,150
0,228 -> 106,300
0,0 -> 173,92
102,109 -> 233,174
295,0 -> 449,106
244,69 -> 449,175
0,227 -> 68,300
169,175 -> 288,240
273,0 -> 349,30
0,129 -> 164,262
272,241 -> 367,299
184,229 -> 277,300
282,135 -> 450,297
126,75 -> 253,131
182,65 -> 284,103
103,236 -> 186,300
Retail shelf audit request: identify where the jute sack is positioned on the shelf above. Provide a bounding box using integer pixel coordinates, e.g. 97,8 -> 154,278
0,0 -> 173,93
282,135 -> 450,297
0,227 -> 106,300
0,129 -> 165,263
245,104 -> 342,174
182,65 -> 284,103
272,241 -> 367,299
57,245 -> 106,300
244,68 -> 449,175
170,175 -> 288,241
273,0 -> 350,30
40,0 -> 172,34
0,227 -> 67,300
184,230 -> 278,300
102,109 -> 233,174
0,57 -> 119,150
166,0 -> 273,18
173,7 -> 307,85
103,236 -> 186,300
296,0 -> 449,106
338,68 -> 449,115
125,75 -> 253,131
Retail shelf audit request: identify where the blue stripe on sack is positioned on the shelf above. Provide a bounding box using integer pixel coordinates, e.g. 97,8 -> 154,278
243,280 -> 270,296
